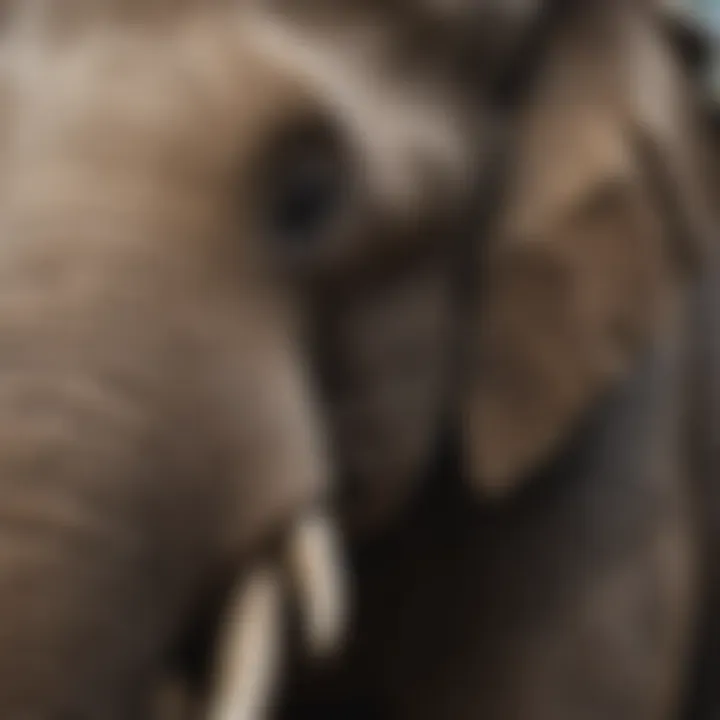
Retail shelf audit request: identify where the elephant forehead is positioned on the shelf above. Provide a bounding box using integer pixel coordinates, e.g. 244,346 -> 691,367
0,9 -> 322,183
0,0 -> 484,249
242,1 -> 480,223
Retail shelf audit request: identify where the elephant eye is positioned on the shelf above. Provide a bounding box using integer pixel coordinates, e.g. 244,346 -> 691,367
260,118 -> 354,262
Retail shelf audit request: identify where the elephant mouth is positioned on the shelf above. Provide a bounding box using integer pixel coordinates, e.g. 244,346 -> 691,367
205,508 -> 348,720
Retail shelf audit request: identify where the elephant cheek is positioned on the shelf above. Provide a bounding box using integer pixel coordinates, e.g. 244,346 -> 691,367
313,266 -> 454,537
335,374 -> 445,536
214,330 -> 332,555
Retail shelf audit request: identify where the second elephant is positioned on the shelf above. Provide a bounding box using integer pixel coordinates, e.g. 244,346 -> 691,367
277,1 -> 717,718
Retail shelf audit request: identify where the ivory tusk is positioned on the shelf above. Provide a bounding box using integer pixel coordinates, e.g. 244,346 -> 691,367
285,508 -> 349,658
206,566 -> 284,720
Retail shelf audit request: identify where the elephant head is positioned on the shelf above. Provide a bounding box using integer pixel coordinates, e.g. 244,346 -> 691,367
0,3 -> 370,717
238,0 -> 552,536
252,0 -> 715,538
233,0 -> 711,544
271,6 -> 716,720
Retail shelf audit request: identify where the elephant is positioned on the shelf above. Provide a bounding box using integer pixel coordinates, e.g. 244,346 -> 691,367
0,3 -> 376,718
261,1 -> 717,719
4,1 -> 709,719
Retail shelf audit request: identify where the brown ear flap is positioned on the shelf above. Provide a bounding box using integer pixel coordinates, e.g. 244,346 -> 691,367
462,1 -> 714,498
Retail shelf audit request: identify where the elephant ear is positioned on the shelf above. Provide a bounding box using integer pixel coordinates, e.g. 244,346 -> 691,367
462,0 -> 714,497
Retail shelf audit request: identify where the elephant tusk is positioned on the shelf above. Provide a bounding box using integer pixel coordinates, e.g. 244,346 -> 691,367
285,508 -> 349,658
206,565 -> 284,720
204,510 -> 347,720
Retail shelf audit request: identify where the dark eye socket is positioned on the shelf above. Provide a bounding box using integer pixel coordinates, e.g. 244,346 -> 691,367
260,119 -> 352,259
